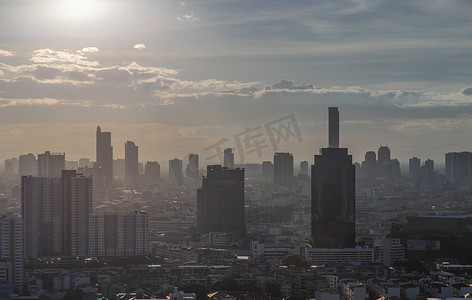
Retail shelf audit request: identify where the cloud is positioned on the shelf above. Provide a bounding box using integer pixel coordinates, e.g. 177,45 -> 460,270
77,47 -> 99,53
461,87 -> 472,96
0,50 -> 14,57
133,43 -> 146,51
31,49 -> 99,67
265,80 -> 314,90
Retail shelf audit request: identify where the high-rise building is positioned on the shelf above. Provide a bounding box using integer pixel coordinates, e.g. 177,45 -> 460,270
186,154 -> 199,178
125,141 -> 138,187
21,176 -> 62,259
424,159 -> 434,174
409,157 -> 421,178
113,158 -> 125,180
377,146 -> 391,178
362,151 -> 377,179
145,161 -> 160,185
22,171 -> 92,258
169,159 -> 184,185
37,151 -> 65,177
95,126 -> 113,188
299,161 -> 309,177
197,165 -> 245,238
0,213 -> 25,290
224,148 -> 234,169
445,152 -> 472,185
274,152 -> 294,186
328,107 -> 339,148
19,153 -> 36,176
311,107 -> 355,248
89,211 -> 149,256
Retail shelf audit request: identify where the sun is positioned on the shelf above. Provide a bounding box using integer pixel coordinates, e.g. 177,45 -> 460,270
62,0 -> 99,19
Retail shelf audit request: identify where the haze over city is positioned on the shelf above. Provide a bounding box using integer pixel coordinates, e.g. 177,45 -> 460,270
1,0 -> 472,165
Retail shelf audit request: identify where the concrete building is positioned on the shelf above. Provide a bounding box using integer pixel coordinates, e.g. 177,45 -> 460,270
274,152 -> 294,186
95,126 -> 113,188
224,148 -> 234,169
0,214 -> 25,290
145,161 -> 160,185
186,154 -> 199,178
19,153 -> 36,177
445,152 -> 472,185
169,159 -> 184,185
38,151 -> 65,177
305,248 -> 374,264
125,141 -> 138,187
311,107 -> 356,248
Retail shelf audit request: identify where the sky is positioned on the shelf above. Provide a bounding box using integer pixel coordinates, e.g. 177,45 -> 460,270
1,0 -> 472,168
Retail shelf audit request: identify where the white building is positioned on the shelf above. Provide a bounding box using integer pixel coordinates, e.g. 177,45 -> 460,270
379,238 -> 405,266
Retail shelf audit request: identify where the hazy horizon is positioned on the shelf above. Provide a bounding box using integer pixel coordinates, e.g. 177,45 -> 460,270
1,0 -> 472,166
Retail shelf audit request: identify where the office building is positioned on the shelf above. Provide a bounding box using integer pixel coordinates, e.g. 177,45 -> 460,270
311,107 -> 356,248
362,151 -> 377,179
4,158 -> 18,175
224,148 -> 234,169
125,141 -> 138,187
409,157 -> 421,178
113,158 -> 125,180
197,165 -> 245,238
145,161 -> 160,185
169,159 -> 184,185
95,126 -> 113,188
19,153 -> 36,176
186,154 -> 199,178
299,161 -> 309,177
424,159 -> 434,174
328,107 -> 339,148
69,172 -> 93,257
0,213 -> 25,290
37,151 -> 65,177
274,152 -> 294,186
445,152 -> 472,185
377,146 -> 391,178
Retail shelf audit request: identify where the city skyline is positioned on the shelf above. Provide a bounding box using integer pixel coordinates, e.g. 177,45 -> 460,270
1,1 -> 472,165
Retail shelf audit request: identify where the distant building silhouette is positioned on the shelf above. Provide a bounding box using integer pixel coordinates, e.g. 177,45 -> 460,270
145,161 -> 160,185
169,159 -> 184,185
125,141 -> 138,187
0,213 -> 25,290
197,165 -> 245,239
37,151 -> 65,177
95,126 -> 113,188
19,153 -> 36,176
445,152 -> 472,185
377,146 -> 391,178
409,157 -> 421,178
424,158 -> 434,174
78,158 -> 90,168
311,107 -> 355,248
362,151 -> 377,179
299,161 -> 309,177
274,152 -> 294,186
186,154 -> 199,178
224,148 -> 234,169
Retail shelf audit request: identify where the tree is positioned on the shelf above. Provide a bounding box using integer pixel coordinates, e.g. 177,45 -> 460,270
179,284 -> 209,300
265,280 -> 281,298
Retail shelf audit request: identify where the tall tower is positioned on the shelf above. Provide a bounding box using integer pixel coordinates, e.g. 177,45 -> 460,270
328,107 -> 339,148
37,151 -> 65,177
311,107 -> 356,248
125,141 -> 138,187
169,159 -> 184,185
197,165 -> 245,238
224,148 -> 234,169
274,152 -> 294,186
95,126 -> 113,188
186,154 -> 199,178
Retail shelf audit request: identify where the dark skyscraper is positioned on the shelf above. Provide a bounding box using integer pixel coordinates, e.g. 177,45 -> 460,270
95,126 -> 113,188
169,158 -> 184,185
186,154 -> 199,178
19,153 -> 36,176
409,157 -> 421,178
328,107 -> 339,148
445,152 -> 472,185
362,151 -> 377,179
125,141 -> 138,187
197,165 -> 245,237
311,107 -> 355,248
224,148 -> 234,169
262,161 -> 274,181
274,152 -> 294,186
424,159 -> 434,174
377,145 -> 391,178
299,161 -> 309,177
